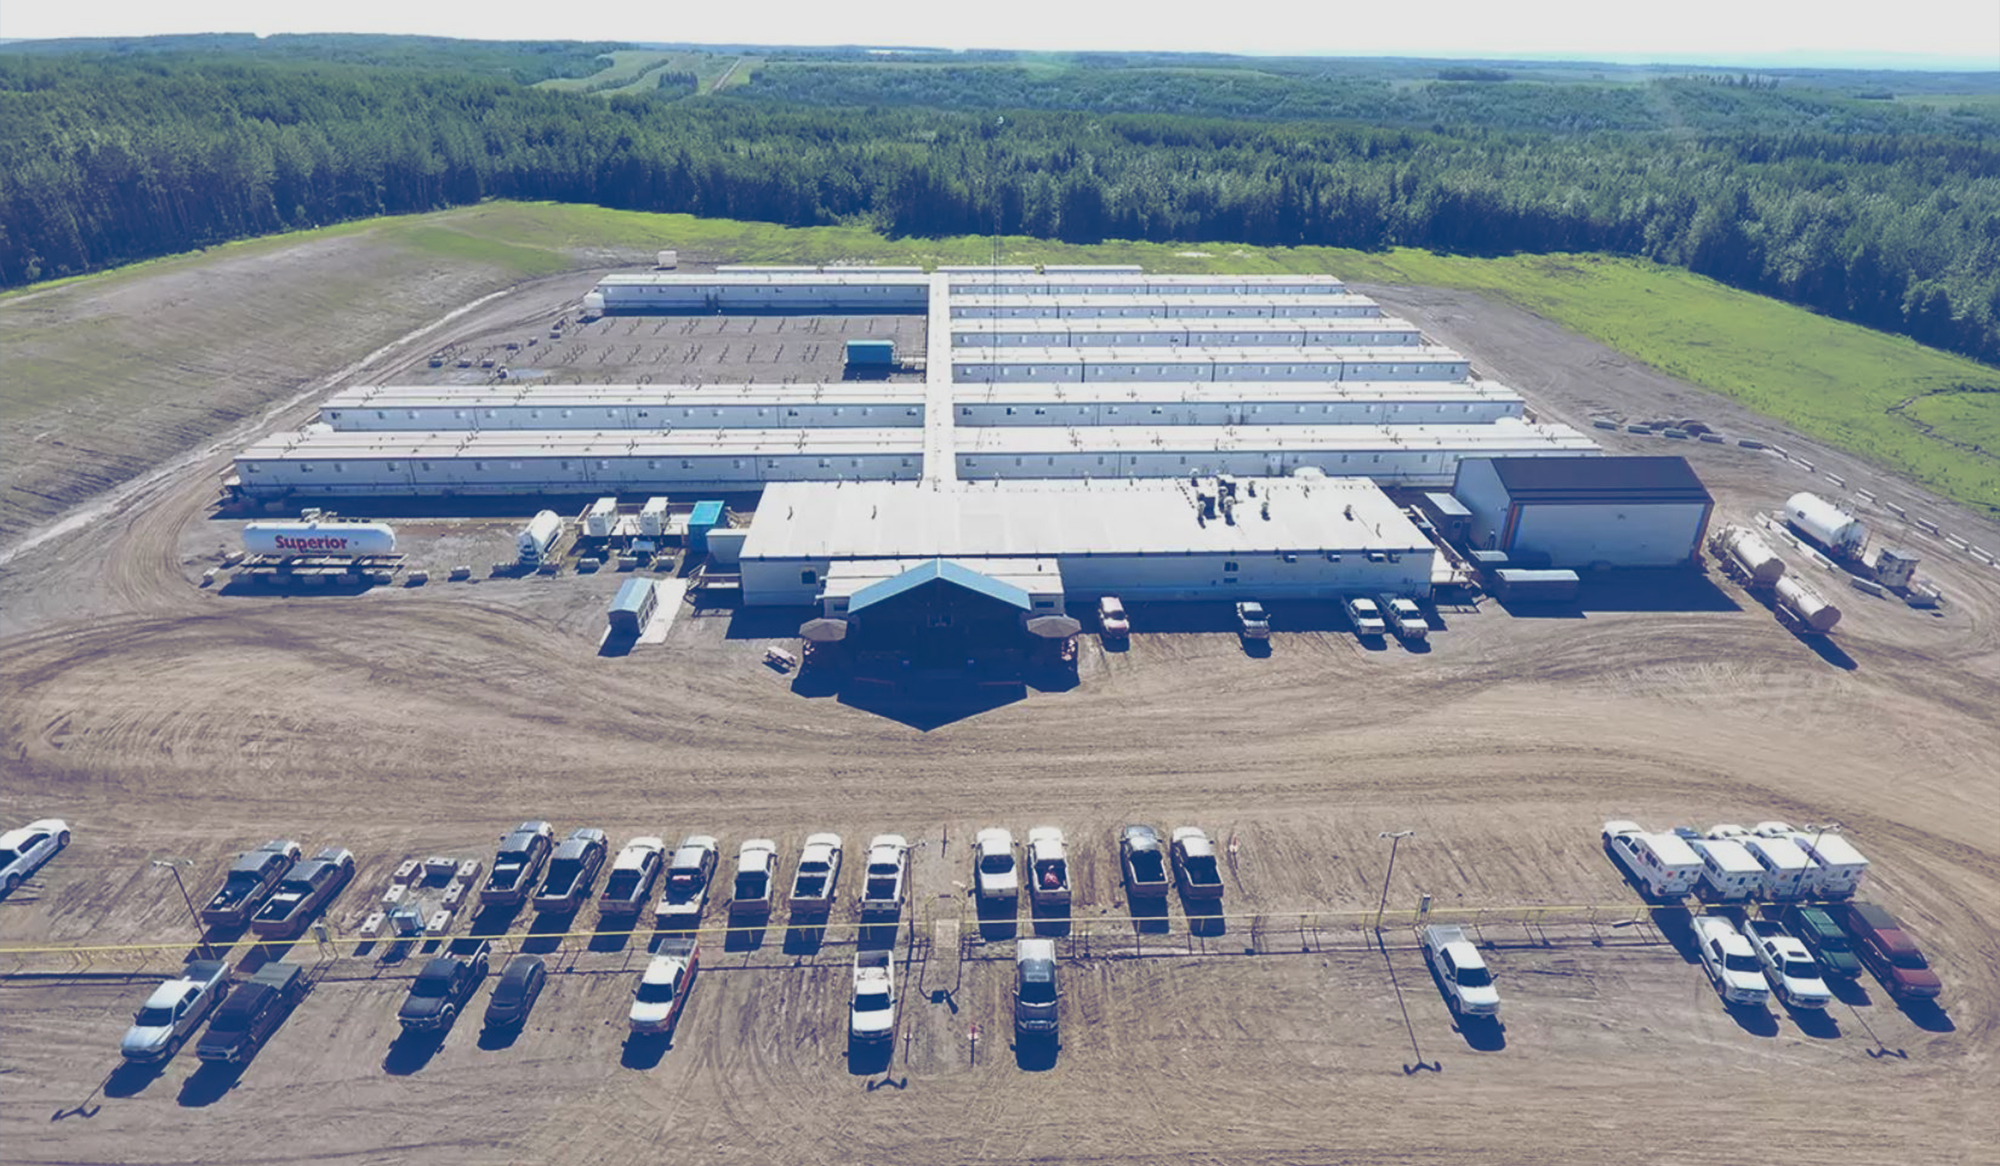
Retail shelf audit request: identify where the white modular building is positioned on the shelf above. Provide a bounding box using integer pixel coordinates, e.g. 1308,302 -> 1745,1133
946,274 -> 1347,297
1451,455 -> 1714,566
738,477 -> 1436,608
320,384 -> 926,431
232,428 -> 926,496
950,293 -> 1385,320
952,346 -> 1471,383
951,380 -> 1524,428
593,272 -> 930,313
948,318 -> 1424,348
955,419 -> 1599,486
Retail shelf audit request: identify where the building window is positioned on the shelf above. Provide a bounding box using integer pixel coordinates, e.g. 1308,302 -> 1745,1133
386,462 -> 399,472
1033,598 -> 1055,609
1224,560 -> 1239,573
801,569 -> 817,585
300,464 -> 314,473
473,461 -> 484,472
420,462 -> 432,472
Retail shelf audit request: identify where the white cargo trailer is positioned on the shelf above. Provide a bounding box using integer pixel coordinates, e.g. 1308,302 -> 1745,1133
639,497 -> 671,538
584,497 -> 619,539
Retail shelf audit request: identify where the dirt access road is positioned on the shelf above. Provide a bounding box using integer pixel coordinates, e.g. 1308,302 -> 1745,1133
1,264 -> 1996,1165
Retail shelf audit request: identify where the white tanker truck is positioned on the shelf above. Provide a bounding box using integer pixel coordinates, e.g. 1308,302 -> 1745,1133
1774,575 -> 1842,634
242,521 -> 397,557
1709,525 -> 1787,588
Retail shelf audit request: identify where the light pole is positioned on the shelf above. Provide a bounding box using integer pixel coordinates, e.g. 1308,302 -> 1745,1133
1803,823 -> 1841,897
152,859 -> 210,959
1375,830 -> 1415,930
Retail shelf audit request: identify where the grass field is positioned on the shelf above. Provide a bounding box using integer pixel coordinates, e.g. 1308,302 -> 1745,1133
7,201 -> 1996,519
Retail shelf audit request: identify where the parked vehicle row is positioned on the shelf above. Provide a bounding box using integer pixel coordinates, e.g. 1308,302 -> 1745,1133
1603,820 -> 1870,903
1091,594 -> 1431,644
1686,900 -> 1942,1010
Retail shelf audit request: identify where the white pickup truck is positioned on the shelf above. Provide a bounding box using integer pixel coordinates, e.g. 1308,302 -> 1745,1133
859,834 -> 910,918
1344,596 -> 1388,638
1026,826 -> 1071,910
1378,595 -> 1428,641
1692,915 -> 1771,1007
1743,918 -> 1832,1009
1421,925 -> 1501,1018
849,950 -> 896,1047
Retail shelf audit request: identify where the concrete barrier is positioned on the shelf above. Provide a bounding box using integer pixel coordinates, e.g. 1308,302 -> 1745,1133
1737,438 -> 1767,449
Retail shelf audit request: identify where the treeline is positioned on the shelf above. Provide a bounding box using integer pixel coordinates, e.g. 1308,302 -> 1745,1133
1,51 -> 1996,365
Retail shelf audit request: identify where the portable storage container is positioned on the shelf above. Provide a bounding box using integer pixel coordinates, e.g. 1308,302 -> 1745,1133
607,579 -> 659,635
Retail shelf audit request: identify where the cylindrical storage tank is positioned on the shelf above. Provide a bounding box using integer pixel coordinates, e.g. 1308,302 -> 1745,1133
1785,492 -> 1865,553
581,291 -> 605,318
1775,575 -> 1842,633
1714,525 -> 1787,586
243,521 -> 396,557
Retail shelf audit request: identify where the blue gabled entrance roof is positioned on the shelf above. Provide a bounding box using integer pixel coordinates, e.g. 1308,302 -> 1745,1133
847,558 -> 1032,615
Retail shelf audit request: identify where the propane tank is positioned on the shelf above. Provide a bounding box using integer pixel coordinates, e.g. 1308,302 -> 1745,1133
1775,575 -> 1842,634
242,521 -> 396,557
1712,525 -> 1787,587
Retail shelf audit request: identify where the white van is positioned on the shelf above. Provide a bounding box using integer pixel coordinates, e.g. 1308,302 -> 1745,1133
1790,832 -> 1870,898
1602,821 -> 1701,901
1741,835 -> 1813,900
1690,838 -> 1763,901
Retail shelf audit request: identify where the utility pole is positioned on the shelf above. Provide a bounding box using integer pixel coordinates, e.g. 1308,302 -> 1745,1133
1375,831 -> 1415,931
152,858 -> 211,960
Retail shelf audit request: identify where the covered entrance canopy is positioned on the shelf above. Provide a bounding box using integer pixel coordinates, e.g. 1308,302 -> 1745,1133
816,557 -> 1065,667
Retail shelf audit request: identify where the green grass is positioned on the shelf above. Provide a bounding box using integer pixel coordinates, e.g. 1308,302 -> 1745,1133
12,200 -> 1997,514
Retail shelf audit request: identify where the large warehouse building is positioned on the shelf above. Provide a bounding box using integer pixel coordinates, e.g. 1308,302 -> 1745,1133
738,477 -> 1438,609
1451,455 -> 1714,567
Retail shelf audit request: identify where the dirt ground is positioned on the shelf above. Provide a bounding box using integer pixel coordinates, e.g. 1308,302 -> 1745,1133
1,266 -> 1996,1166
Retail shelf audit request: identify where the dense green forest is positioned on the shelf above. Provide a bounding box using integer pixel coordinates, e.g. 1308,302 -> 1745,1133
2,38 -> 1997,365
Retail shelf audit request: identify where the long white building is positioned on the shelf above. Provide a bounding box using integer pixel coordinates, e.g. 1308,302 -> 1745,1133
955,419 -> 1598,486
952,346 -> 1471,383
945,274 -> 1347,297
951,380 -> 1524,427
950,293 -> 1385,320
591,272 -> 929,314
948,318 -> 1424,348
320,383 -> 926,431
235,428 -> 926,493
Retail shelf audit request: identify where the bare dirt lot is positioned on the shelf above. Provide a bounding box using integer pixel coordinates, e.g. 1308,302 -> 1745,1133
2,269 -> 1997,1166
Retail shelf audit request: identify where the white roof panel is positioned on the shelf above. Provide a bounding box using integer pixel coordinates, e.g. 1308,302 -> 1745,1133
741,477 -> 1432,561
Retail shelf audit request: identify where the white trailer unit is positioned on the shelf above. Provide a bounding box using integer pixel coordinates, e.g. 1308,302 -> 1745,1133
1602,821 -> 1701,900
1742,835 -> 1814,900
950,381 -> 1524,429
951,346 -> 1470,384
1785,492 -> 1867,556
949,293 -> 1384,320
517,510 -> 562,564
1690,838 -> 1764,902
1791,832 -> 1870,898
584,497 -> 619,538
639,497 -> 671,538
949,318 -> 1423,349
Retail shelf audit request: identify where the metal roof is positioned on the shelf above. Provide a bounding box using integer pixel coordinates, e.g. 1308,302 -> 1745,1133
240,428 -> 927,461
596,272 -> 930,287
948,292 -> 1384,312
956,420 -> 1597,455
952,345 -> 1467,364
949,317 -> 1420,336
949,379 -> 1522,406
847,558 -> 1033,614
1477,455 -> 1712,504
741,478 -> 1433,561
324,384 -> 926,411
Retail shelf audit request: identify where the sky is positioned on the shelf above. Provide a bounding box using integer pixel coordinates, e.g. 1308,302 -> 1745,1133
3,0 -> 1998,69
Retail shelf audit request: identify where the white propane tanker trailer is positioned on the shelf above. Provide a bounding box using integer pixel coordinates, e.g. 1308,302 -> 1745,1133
242,521 -> 396,557
1709,525 -> 1787,588
517,510 -> 563,566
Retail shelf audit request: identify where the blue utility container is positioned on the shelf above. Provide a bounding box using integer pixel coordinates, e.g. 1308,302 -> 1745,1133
687,501 -> 725,553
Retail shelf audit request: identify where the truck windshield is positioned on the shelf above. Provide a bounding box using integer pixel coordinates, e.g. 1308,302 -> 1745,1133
134,1006 -> 175,1027
0,849 -> 18,866
980,855 -> 1014,874
1782,958 -> 1819,981
209,1007 -> 251,1032
411,975 -> 449,998
1724,952 -> 1762,974
855,991 -> 890,1011
1455,965 -> 1492,989
604,871 -> 638,898
1019,977 -> 1056,1005
544,860 -> 579,887
1890,950 -> 1931,971
636,980 -> 677,1004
